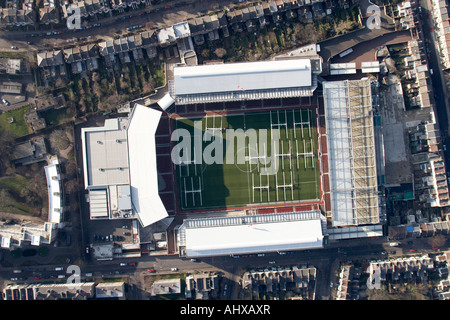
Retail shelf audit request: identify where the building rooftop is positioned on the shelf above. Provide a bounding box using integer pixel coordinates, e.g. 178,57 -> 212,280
178,211 -> 325,257
81,118 -> 130,188
173,58 -> 312,96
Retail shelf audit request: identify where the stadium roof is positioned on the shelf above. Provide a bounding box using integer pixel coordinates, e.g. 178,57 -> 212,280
323,79 -> 379,227
127,104 -> 168,227
157,93 -> 175,111
173,59 -> 312,95
81,118 -> 130,188
178,211 -> 325,257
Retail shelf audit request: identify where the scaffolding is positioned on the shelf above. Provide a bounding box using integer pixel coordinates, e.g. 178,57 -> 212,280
323,79 -> 379,227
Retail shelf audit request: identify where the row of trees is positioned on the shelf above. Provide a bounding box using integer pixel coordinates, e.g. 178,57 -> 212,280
197,6 -> 362,64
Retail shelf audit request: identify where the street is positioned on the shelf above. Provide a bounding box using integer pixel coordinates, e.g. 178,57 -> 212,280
1,233 -> 447,299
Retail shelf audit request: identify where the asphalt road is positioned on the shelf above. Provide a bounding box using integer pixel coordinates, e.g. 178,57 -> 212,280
2,234 -> 446,300
0,0 -> 240,51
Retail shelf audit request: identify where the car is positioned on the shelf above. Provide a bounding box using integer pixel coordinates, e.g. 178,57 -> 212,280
129,262 -> 136,266
390,251 -> 396,254
85,247 -> 90,254
27,41 -> 33,45
11,278 -> 18,281
190,258 -> 199,262
123,232 -> 131,236
278,251 -> 286,255
34,276 -> 40,280
171,267 -> 178,272
122,225 -> 129,229
148,269 -> 156,273
120,263 -> 127,266
10,46 -> 18,50
410,249 -> 416,252
257,253 -> 265,257
269,261 -> 276,264
55,267 -> 63,271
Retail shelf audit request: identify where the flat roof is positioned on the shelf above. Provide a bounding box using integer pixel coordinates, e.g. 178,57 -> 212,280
89,189 -> 108,218
180,211 -> 324,257
173,59 -> 312,95
127,104 -> 168,227
81,118 -> 130,188
44,158 -> 62,224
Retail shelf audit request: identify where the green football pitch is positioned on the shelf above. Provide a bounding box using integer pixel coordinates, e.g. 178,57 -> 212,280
171,109 -> 320,211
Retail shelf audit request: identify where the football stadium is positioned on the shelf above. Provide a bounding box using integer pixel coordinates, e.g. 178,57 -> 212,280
81,54 -> 384,258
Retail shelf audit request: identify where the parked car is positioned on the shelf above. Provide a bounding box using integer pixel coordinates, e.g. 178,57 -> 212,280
171,267 -> 178,272
148,269 -> 156,273
120,263 -> 127,266
10,46 -> 18,50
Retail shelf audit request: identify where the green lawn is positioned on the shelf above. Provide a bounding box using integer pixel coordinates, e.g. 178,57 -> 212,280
0,105 -> 31,137
0,175 -> 36,215
0,175 -> 30,194
172,109 -> 320,211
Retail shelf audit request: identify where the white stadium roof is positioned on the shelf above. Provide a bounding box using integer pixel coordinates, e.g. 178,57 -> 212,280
178,211 -> 325,257
127,104 -> 168,227
173,59 -> 312,95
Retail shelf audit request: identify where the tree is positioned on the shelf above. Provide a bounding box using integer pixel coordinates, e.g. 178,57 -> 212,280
215,47 -> 227,58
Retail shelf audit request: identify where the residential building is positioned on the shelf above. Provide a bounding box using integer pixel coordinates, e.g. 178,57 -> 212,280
64,44 -> 99,74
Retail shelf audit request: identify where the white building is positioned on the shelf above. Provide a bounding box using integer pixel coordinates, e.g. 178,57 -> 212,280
170,58 -> 321,104
176,211 -> 326,258
81,104 -> 168,228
